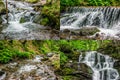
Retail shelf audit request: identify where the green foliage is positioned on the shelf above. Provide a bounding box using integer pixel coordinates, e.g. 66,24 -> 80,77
61,0 -> 120,12
0,40 -> 112,64
41,1 -> 60,29
40,18 -> 49,26
0,49 -> 33,63
14,51 -> 32,59
39,40 -> 60,54
60,52 -> 68,65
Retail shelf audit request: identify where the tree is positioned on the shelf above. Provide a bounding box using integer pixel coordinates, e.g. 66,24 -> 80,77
6,0 -> 8,24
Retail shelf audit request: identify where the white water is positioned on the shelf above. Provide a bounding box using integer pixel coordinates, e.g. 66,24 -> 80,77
79,51 -> 119,80
0,0 -> 55,40
60,7 -> 120,39
2,0 -> 36,32
19,64 -> 37,73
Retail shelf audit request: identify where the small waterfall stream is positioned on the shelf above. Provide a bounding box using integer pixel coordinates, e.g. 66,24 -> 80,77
0,55 -> 57,80
60,7 -> 120,39
0,0 -> 57,40
2,0 -> 37,32
79,51 -> 119,80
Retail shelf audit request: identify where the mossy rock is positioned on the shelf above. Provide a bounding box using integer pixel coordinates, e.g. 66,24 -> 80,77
20,17 -> 26,23
62,76 -> 73,80
98,41 -> 120,60
40,18 -> 49,26
71,27 -> 100,36
33,15 -> 41,24
62,68 -> 75,75
0,1 -> 6,14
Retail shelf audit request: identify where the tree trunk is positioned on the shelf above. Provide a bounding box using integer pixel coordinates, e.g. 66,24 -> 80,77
6,0 -> 8,24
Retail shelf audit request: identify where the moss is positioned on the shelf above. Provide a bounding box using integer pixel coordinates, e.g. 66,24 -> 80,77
41,0 -> 60,29
20,17 -> 26,23
62,68 -> 75,75
63,76 -> 73,80
40,17 -> 49,26
78,27 -> 100,36
52,60 -> 60,70
60,52 -> 68,66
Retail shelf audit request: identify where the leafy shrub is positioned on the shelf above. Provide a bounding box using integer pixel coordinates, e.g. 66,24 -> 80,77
0,49 -> 33,63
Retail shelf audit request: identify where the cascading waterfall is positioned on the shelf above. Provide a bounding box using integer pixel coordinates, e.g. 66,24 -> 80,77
60,7 -> 120,39
2,0 -> 37,32
79,51 -> 119,80
0,0 -> 53,40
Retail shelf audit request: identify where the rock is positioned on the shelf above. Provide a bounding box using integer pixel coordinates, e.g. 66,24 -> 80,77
47,52 -> 55,57
20,16 -> 32,23
20,17 -> 26,23
60,29 -> 71,39
0,71 -> 6,80
60,27 -> 100,39
33,15 -> 41,24
49,54 -> 60,70
78,27 -> 100,36
0,17 -> 2,24
0,55 -> 58,80
78,63 -> 93,75
0,0 -> 6,14
114,60 -> 120,67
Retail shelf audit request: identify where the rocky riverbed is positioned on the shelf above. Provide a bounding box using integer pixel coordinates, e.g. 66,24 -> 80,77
0,0 -> 59,40
0,53 -> 60,80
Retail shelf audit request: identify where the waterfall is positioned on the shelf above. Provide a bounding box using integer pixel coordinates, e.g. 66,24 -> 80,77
0,0 -> 53,40
60,7 -> 120,39
61,7 -> 120,29
79,51 -> 119,80
2,0 -> 39,32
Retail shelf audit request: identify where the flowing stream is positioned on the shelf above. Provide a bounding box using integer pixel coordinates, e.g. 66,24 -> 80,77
0,0 -> 58,40
79,51 -> 119,80
0,55 -> 57,80
60,7 -> 120,39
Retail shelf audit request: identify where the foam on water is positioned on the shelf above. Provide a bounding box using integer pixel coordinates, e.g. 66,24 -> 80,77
19,64 -> 37,73
79,51 -> 119,80
60,7 -> 120,39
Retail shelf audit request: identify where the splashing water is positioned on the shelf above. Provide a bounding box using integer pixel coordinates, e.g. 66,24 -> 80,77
60,7 -> 120,39
0,0 -> 55,40
79,51 -> 119,80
